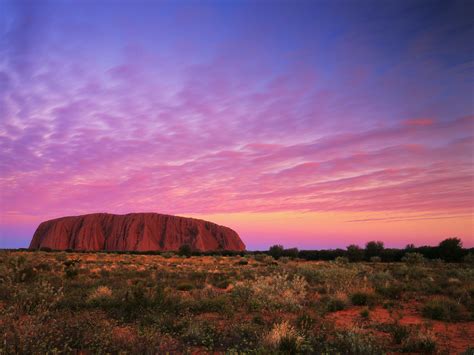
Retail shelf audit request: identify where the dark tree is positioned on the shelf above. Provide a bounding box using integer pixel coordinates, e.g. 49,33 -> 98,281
365,241 -> 384,260
346,244 -> 364,262
268,244 -> 284,259
283,247 -> 299,259
438,237 -> 463,262
178,244 -> 192,258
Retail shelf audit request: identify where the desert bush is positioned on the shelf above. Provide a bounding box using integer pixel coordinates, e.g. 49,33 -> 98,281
208,273 -> 230,289
323,295 -> 347,312
250,272 -> 308,309
176,282 -> 194,291
464,253 -> 474,265
402,252 -> 426,265
350,291 -> 377,306
422,297 -> 463,321
335,256 -> 349,264
401,326 -> 437,353
182,321 -> 217,349
231,283 -> 253,306
329,329 -> 383,354
370,256 -> 381,263
189,295 -> 232,315
365,241 -> 384,259
237,259 -> 248,265
438,237 -> 463,262
386,322 -> 410,344
296,314 -> 316,332
87,286 -> 113,303
359,308 -> 370,319
264,321 -> 305,352
346,245 -> 364,262
268,245 -> 284,259
178,245 -> 192,258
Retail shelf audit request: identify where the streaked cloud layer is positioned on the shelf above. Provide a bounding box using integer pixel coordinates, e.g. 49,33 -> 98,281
1,0 -> 473,249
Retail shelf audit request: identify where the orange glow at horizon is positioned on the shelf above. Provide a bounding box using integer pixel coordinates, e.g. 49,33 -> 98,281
189,211 -> 474,250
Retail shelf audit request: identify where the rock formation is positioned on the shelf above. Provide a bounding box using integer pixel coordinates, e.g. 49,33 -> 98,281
29,213 -> 245,252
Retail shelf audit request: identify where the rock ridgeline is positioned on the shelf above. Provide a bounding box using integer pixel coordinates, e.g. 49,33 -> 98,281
29,213 -> 245,252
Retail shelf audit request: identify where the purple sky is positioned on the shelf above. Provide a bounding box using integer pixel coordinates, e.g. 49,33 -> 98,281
1,0 -> 473,250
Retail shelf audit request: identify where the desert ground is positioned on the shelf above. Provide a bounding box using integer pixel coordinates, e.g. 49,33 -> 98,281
1,251 -> 473,354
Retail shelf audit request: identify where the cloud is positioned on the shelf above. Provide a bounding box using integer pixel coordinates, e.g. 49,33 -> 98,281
0,0 -> 472,247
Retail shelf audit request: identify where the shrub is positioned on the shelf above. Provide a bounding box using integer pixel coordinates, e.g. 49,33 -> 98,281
401,326 -> 437,353
65,266 -> 79,279
365,241 -> 384,259
402,252 -> 425,265
370,256 -> 381,263
253,253 -> 266,262
237,259 -> 248,265
350,291 -> 376,306
346,244 -> 364,262
422,297 -> 463,321
208,273 -> 230,289
241,272 -> 308,309
268,245 -> 284,259
464,253 -> 474,265
387,322 -> 410,344
359,308 -> 369,319
438,237 -> 463,262
330,329 -> 383,354
178,245 -> 192,258
88,286 -> 113,303
296,314 -> 316,332
324,296 -> 347,312
264,321 -> 304,352
176,282 -> 194,291
335,256 -> 349,264
283,248 -> 299,259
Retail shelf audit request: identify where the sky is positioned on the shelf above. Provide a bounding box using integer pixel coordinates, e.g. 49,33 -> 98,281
0,0 -> 473,250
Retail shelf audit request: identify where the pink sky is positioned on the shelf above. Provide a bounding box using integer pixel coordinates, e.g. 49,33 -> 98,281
1,0 -> 473,249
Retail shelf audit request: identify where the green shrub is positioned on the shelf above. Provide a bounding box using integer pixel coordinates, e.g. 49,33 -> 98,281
329,330 -> 383,354
268,245 -> 284,259
401,326 -> 437,353
387,322 -> 410,344
375,283 -> 403,299
359,308 -> 369,319
402,252 -> 425,265
350,291 -> 376,306
324,296 -> 347,312
335,256 -> 349,264
208,273 -> 230,289
422,297 -> 463,321
464,253 -> 474,265
178,245 -> 192,258
176,282 -> 194,291
296,314 -> 316,333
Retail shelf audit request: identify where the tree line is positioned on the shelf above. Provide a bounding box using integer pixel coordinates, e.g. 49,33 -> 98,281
265,237 -> 472,262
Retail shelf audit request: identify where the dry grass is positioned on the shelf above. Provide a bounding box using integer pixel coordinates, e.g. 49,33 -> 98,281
0,250 -> 473,353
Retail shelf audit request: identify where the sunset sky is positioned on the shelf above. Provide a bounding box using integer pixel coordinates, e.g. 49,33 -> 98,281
1,0 -> 473,250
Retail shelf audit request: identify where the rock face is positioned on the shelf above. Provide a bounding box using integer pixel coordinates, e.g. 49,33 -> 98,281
29,213 -> 245,252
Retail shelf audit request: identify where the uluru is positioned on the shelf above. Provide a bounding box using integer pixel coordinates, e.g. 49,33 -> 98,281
29,213 -> 246,252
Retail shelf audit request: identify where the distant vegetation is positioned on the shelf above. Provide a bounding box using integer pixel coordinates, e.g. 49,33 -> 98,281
16,237 -> 472,263
1,242 -> 473,353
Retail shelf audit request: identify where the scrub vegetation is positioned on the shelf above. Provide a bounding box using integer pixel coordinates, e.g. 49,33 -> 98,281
1,243 -> 473,354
